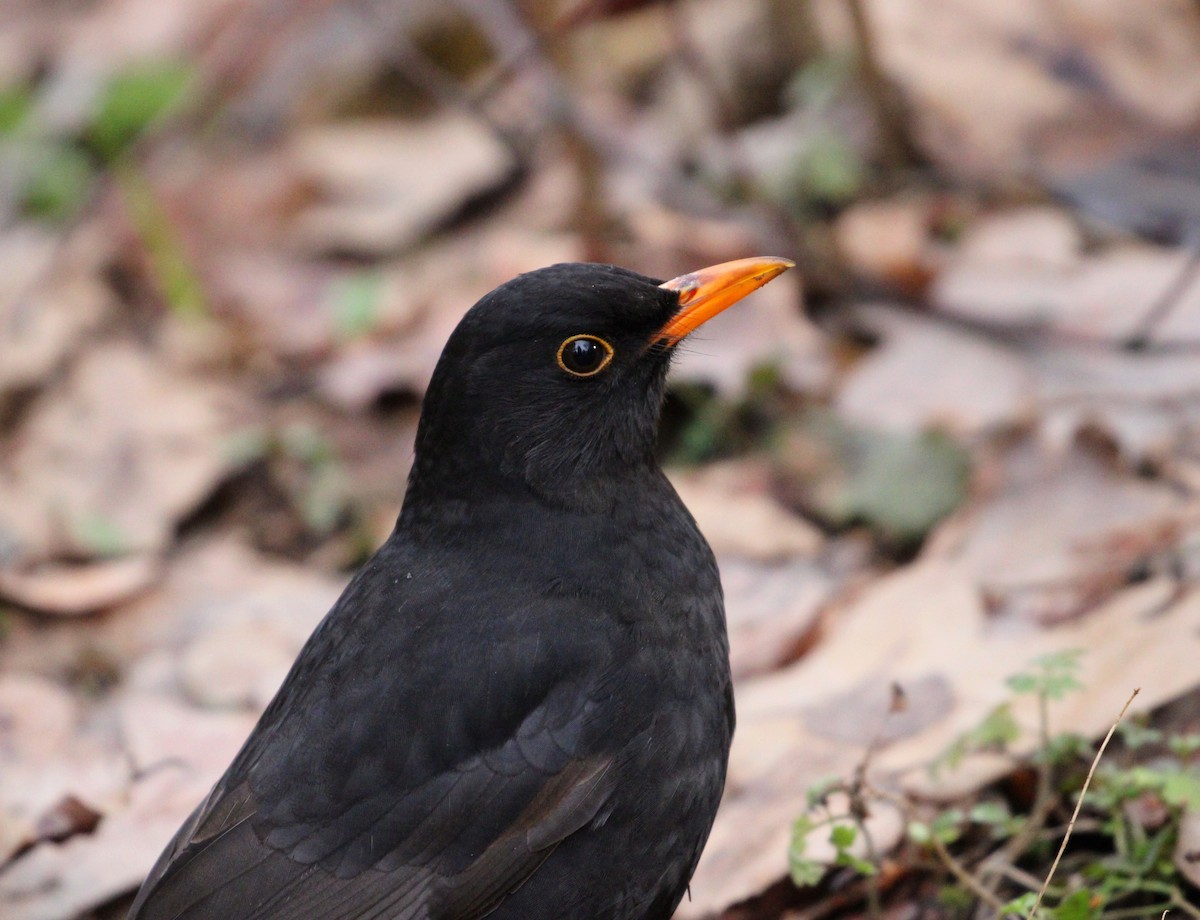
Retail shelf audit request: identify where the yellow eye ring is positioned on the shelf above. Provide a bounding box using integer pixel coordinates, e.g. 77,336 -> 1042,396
556,335 -> 614,378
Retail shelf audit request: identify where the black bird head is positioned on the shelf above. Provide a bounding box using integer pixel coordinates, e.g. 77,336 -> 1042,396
406,258 -> 793,510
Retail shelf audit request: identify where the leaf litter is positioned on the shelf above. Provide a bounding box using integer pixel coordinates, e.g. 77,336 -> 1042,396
3,0 -> 1200,918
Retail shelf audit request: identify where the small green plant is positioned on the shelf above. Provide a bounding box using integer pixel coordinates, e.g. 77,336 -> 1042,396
86,60 -> 192,159
787,650 -> 1200,920
277,423 -> 353,537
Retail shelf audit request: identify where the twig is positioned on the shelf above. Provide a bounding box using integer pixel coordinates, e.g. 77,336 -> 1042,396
1171,888 -> 1200,920
930,833 -> 1008,914
844,0 -> 918,173
1024,687 -> 1140,920
1124,248 -> 1200,351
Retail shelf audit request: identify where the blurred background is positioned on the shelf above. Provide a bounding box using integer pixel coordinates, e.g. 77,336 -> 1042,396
3,1 -> 1200,918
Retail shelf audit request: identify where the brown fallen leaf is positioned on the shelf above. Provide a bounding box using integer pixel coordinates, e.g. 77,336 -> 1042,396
836,306 -> 1035,436
833,195 -> 940,294
31,795 -> 102,847
0,765 -> 224,920
860,0 -> 1200,179
0,342 -> 239,565
669,461 -> 824,562
721,557 -> 832,682
0,555 -> 159,616
0,675 -> 129,866
937,444 -> 1185,622
291,115 -> 518,256
0,226 -> 112,404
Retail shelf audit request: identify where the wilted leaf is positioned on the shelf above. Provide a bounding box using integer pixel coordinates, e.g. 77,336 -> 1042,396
0,555 -> 159,616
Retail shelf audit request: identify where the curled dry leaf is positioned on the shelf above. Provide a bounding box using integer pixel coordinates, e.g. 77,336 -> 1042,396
0,766 -> 221,920
178,618 -> 304,710
0,676 -> 127,866
0,555 -> 159,616
721,558 -> 831,682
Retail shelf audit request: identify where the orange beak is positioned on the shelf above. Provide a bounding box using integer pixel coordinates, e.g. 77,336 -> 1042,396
653,257 -> 795,346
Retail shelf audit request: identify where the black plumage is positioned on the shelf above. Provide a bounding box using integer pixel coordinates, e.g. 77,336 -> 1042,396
129,259 -> 790,920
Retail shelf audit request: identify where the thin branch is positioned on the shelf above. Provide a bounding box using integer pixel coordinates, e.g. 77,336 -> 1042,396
1024,687 -> 1140,920
930,832 -> 1008,914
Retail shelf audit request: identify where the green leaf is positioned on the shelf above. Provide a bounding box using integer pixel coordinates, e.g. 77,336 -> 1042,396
117,166 -> 207,318
1118,720 -> 1164,750
1000,892 -> 1038,917
932,808 -> 964,844
806,775 -> 841,809
969,800 -> 1011,827
793,410 -> 970,548
788,816 -> 824,887
835,851 -> 877,877
330,270 -> 384,341
1168,732 -> 1200,757
1007,649 -> 1085,700
71,512 -> 129,557
89,60 -> 192,159
1161,768 -> 1200,809
1006,673 -> 1040,694
20,142 -> 94,221
0,84 -> 32,135
1052,889 -> 1099,920
788,857 -> 825,888
933,704 -> 1019,775
829,824 -> 857,850
907,821 -> 930,845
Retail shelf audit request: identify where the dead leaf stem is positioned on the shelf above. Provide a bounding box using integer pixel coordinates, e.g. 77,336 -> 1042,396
1024,687 -> 1140,920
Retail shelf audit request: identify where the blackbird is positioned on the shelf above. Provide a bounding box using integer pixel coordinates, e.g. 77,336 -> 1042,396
128,256 -> 793,920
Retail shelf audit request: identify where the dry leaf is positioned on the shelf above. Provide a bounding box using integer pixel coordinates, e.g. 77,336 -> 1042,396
833,195 -> 939,293
669,461 -> 823,562
0,343 -> 237,564
938,444 -> 1183,622
0,556 -> 159,616
837,307 -> 1035,436
292,116 -> 517,256
681,560 -> 1200,916
721,558 -> 832,681
858,0 -> 1200,178
0,227 -> 111,403
0,766 -> 220,920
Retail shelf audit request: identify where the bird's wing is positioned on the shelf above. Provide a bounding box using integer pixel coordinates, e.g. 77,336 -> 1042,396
128,551 -> 638,920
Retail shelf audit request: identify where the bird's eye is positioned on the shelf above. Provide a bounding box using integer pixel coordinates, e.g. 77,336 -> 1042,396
556,335 -> 614,378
